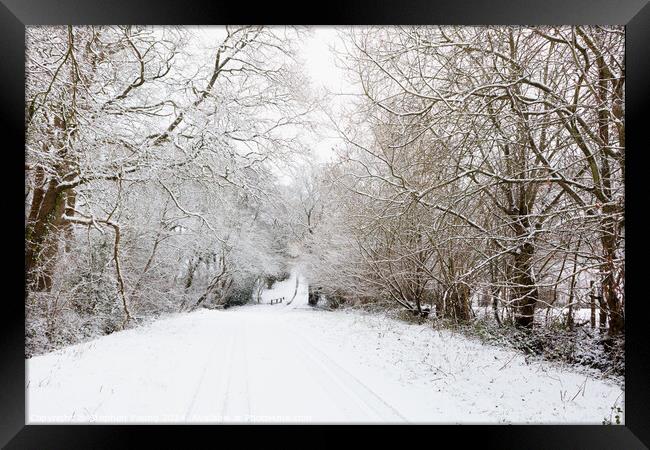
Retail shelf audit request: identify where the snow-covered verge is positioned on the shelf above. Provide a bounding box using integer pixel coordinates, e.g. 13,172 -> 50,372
288,307 -> 624,424
344,300 -> 624,381
455,317 -> 624,380
27,303 -> 623,424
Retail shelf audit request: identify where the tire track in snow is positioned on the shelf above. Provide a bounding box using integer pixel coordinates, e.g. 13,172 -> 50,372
218,316 -> 254,421
219,326 -> 238,419
233,320 -> 252,420
286,326 -> 408,422
184,324 -> 224,420
183,316 -> 238,422
276,326 -> 364,421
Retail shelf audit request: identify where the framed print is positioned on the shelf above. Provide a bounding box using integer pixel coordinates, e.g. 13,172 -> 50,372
3,0 -> 649,447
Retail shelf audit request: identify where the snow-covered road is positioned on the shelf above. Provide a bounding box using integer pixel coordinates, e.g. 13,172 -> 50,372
27,274 -> 624,424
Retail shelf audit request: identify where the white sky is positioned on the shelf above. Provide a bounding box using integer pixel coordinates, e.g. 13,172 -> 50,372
301,27 -> 345,92
298,27 -> 360,163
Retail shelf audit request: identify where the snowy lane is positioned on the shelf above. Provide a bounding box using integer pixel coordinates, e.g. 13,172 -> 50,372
27,305 -> 624,424
27,307 -> 407,423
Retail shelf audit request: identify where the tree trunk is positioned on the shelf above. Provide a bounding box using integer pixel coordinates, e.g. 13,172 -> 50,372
594,36 -> 624,337
512,242 -> 538,328
565,239 -> 581,330
25,183 -> 67,292
599,284 -> 608,332
600,212 -> 623,336
489,261 -> 502,326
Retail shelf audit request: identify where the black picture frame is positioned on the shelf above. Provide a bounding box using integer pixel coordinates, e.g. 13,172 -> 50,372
3,0 -> 648,448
